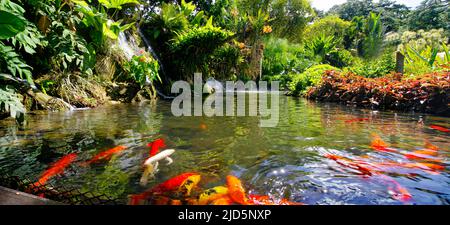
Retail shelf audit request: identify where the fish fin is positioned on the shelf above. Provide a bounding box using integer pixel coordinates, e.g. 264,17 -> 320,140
165,157 -> 173,165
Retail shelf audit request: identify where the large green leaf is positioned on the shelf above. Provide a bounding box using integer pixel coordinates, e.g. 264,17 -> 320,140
0,10 -> 26,39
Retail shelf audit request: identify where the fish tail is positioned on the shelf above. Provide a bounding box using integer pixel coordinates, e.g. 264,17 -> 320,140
140,164 -> 154,186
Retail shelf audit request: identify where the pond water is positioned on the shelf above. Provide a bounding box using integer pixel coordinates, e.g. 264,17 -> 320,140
0,94 -> 449,205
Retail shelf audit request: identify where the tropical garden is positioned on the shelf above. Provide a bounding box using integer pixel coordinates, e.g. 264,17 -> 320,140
0,0 -> 449,205
1,0 -> 449,120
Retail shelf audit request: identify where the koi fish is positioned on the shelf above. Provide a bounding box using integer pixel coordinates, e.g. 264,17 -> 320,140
378,175 -> 412,202
198,186 -> 229,205
33,153 -> 77,186
130,172 -> 200,205
177,174 -> 201,197
83,146 -> 127,165
226,175 -> 249,205
324,154 -> 376,176
402,162 -> 445,171
147,138 -> 166,157
211,196 -> 234,205
430,125 -> 450,133
200,123 -> 208,130
404,141 -> 440,162
140,149 -> 176,186
345,118 -> 370,123
370,135 -> 397,153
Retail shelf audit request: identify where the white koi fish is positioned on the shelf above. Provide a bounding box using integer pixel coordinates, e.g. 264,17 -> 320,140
139,149 -> 175,186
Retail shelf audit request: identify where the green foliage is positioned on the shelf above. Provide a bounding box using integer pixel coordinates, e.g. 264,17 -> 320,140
328,0 -> 410,33
303,15 -> 351,46
359,12 -> 384,59
288,64 -> 339,96
169,25 -> 234,76
0,84 -> 25,119
209,43 -> 243,79
346,50 -> 395,78
0,10 -> 26,39
0,42 -> 33,84
403,43 -> 450,76
73,0 -> 135,44
124,53 -> 160,87
408,0 -> 449,34
269,0 -> 315,41
325,49 -> 354,68
98,0 -> 140,10
263,38 -> 314,77
304,35 -> 339,62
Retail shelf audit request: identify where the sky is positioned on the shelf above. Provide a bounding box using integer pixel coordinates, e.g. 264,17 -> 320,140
310,0 -> 423,12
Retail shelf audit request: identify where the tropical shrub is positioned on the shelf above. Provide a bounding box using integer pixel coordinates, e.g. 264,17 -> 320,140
263,37 -> 312,76
304,35 -> 340,63
288,64 -> 340,96
303,15 -> 351,46
307,70 -> 450,115
403,43 -> 450,76
325,49 -> 355,68
346,50 -> 395,78
168,22 -> 235,78
124,52 -> 160,87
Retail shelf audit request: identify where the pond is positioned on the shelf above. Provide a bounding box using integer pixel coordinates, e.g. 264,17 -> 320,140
0,94 -> 449,205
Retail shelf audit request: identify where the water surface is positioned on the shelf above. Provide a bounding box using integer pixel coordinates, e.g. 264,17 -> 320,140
0,95 -> 449,205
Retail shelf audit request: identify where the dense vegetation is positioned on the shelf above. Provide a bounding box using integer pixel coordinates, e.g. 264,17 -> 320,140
1,0 -> 449,121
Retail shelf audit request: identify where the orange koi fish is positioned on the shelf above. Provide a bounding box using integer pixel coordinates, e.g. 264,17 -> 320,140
370,135 -> 398,153
211,196 -> 234,205
404,141 -> 441,162
147,138 -> 166,157
129,172 -> 200,205
83,146 -> 127,165
226,175 -> 249,205
402,162 -> 445,171
325,154 -> 376,176
199,123 -> 208,130
345,118 -> 370,123
33,153 -> 77,186
430,125 -> 450,133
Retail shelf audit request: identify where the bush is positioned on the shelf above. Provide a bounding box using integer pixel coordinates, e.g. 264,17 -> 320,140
262,37 -> 315,87
346,50 -> 395,78
325,49 -> 355,68
303,15 -> 351,47
307,71 -> 450,115
124,52 -> 160,87
288,64 -> 340,96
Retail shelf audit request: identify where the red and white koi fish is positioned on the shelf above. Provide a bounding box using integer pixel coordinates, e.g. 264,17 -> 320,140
33,153 -> 78,186
147,138 -> 166,157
